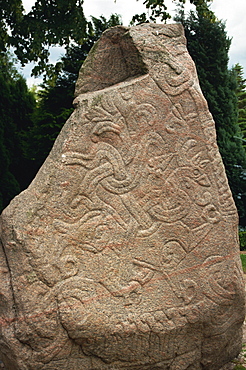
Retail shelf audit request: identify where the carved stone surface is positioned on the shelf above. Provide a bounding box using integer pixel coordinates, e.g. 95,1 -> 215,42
0,24 -> 245,370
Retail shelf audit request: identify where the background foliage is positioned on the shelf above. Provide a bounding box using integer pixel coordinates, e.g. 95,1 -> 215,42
234,64 -> 246,148
0,52 -> 36,210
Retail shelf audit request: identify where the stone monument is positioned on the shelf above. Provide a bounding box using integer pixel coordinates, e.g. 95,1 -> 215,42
0,24 -> 245,370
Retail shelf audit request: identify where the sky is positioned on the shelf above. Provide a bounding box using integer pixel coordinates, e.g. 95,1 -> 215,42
21,0 -> 246,86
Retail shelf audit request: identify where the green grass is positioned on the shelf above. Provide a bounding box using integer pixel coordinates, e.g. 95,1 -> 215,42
240,254 -> 246,273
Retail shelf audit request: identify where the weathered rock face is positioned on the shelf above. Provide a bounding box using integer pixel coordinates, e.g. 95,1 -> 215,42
0,24 -> 245,370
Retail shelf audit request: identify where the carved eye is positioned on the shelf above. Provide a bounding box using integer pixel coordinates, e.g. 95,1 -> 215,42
202,204 -> 221,223
193,168 -> 200,177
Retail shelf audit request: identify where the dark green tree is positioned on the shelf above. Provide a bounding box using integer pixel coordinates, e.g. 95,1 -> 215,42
0,0 -> 88,76
175,6 -> 246,225
233,63 -> 246,147
132,0 -> 211,23
0,52 -> 36,212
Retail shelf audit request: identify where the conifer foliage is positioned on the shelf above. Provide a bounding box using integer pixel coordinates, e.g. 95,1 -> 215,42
233,63 -> 246,147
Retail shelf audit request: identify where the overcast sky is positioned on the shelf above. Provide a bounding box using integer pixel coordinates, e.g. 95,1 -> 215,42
21,0 -> 246,86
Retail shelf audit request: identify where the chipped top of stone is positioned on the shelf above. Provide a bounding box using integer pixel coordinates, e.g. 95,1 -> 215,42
75,23 -> 186,96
